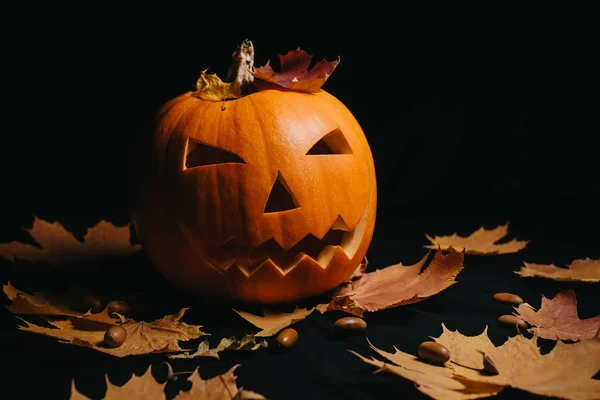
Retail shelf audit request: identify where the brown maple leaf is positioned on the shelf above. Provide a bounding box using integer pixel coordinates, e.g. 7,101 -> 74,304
424,223 -> 528,255
515,258 -> 600,282
169,335 -> 267,360
17,308 -> 206,357
432,323 -> 496,370
352,325 -> 600,400
70,364 -> 267,400
514,289 -> 600,341
0,216 -> 141,264
3,281 -> 123,327
233,307 -> 314,337
174,365 -> 267,400
70,366 -> 166,399
317,249 -> 464,317
253,48 -> 340,93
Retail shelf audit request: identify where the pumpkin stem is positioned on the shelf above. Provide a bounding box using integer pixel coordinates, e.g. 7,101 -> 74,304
227,39 -> 255,96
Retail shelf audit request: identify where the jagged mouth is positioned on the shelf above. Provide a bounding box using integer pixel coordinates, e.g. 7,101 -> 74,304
177,205 -> 369,277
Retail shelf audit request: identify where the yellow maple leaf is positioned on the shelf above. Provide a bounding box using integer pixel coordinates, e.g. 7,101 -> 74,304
194,69 -> 241,102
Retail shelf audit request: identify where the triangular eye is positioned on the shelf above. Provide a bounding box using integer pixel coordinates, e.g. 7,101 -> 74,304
185,138 -> 246,169
306,127 -> 353,155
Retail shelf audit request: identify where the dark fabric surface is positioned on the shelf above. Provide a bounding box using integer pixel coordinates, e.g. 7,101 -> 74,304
2,10 -> 598,399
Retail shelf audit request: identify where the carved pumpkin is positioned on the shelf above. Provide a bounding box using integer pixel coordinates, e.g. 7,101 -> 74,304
132,88 -> 377,304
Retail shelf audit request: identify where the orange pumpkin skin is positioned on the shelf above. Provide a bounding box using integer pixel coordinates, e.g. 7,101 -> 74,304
132,89 -> 377,304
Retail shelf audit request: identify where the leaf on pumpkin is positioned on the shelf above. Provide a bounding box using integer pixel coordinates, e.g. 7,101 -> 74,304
514,289 -> 600,341
0,216 -> 141,264
252,48 -> 340,93
352,325 -> 600,400
70,364 -> 265,400
17,308 -> 207,357
515,258 -> 600,282
317,249 -> 464,317
233,307 -> 314,337
194,69 -> 241,102
169,335 -> 267,360
424,223 -> 528,255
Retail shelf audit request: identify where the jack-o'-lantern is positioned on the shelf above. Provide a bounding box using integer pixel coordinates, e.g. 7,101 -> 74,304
131,41 -> 377,304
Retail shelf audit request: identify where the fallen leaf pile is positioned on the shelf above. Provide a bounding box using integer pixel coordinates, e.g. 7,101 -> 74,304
424,223 -> 528,255
0,216 -> 141,264
316,248 -> 464,317
233,307 -> 315,337
253,48 -> 340,92
514,289 -> 600,341
516,258 -> 600,282
352,324 -> 600,400
70,364 -> 266,400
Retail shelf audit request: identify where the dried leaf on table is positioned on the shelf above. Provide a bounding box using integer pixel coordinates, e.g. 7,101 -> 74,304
352,324 -> 600,400
432,324 -> 496,370
514,289 -> 600,341
424,223 -> 528,255
70,364 -> 266,400
17,308 -> 206,357
0,216 -> 141,264
174,365 -> 266,400
515,258 -> 600,282
233,307 -> 314,337
70,366 -> 165,400
3,281 -> 123,327
253,48 -> 339,92
317,249 -> 464,317
169,335 -> 267,359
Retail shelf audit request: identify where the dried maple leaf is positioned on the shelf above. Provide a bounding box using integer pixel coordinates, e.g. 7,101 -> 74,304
514,289 -> 600,341
17,308 -> 206,357
352,325 -> 600,400
71,364 -> 266,400
233,307 -> 314,337
515,258 -> 600,282
432,324 -> 496,370
174,365 -> 266,400
3,281 -> 123,328
194,69 -> 242,102
169,335 -> 267,360
0,216 -> 141,264
70,366 -> 166,400
317,249 -> 464,317
424,223 -> 528,255
253,48 -> 340,93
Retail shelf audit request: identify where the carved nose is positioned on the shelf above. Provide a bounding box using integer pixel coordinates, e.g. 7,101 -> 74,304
264,172 -> 299,213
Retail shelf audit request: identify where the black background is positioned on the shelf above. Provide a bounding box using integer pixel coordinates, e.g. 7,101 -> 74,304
1,8 -> 598,400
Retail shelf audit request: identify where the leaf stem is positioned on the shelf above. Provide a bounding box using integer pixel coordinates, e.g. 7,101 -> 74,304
227,39 -> 255,96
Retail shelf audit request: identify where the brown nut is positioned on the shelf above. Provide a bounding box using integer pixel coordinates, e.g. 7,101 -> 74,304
107,300 -> 132,317
334,317 -> 367,332
498,315 -> 528,330
483,354 -> 499,375
417,341 -> 450,365
276,328 -> 298,348
80,296 -> 103,313
493,292 -> 523,306
104,325 -> 127,347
